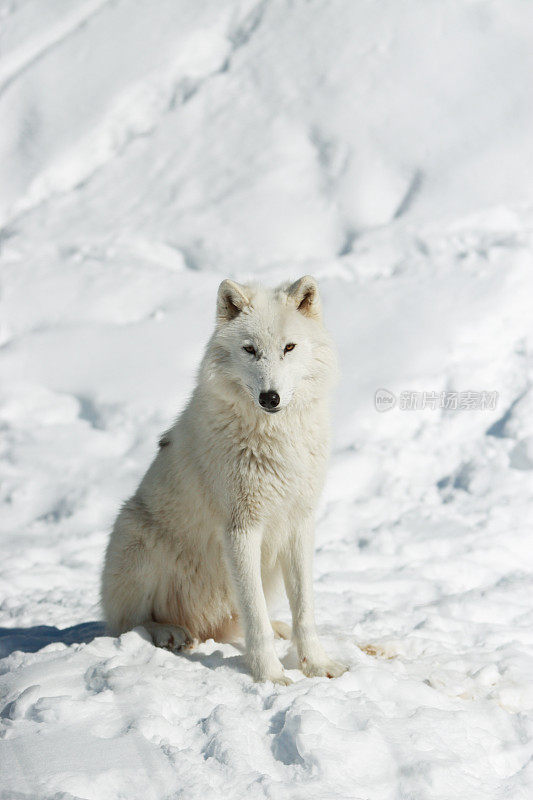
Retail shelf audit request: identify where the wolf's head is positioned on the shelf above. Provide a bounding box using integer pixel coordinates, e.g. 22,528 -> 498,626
203,276 -> 335,415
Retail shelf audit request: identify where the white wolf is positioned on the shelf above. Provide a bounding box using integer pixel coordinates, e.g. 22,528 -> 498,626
101,275 -> 347,684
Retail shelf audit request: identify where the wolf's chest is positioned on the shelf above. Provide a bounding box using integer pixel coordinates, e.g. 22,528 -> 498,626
236,441 -> 291,487
230,429 -> 325,512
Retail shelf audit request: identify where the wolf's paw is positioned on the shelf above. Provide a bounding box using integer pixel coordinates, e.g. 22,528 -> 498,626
269,672 -> 293,686
249,652 -> 292,685
147,623 -> 194,653
301,655 -> 348,679
271,620 -> 291,640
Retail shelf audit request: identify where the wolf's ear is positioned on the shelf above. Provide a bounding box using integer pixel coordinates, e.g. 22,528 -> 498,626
286,275 -> 321,320
217,279 -> 250,324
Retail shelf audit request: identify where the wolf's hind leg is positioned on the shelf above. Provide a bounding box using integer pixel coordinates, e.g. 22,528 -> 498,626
142,621 -> 195,652
271,620 -> 291,639
211,618 -> 291,642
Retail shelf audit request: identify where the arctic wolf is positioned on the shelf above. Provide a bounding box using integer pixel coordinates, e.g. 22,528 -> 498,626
101,276 -> 347,684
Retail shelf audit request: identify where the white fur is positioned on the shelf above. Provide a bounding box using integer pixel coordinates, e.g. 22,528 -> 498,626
101,276 -> 347,684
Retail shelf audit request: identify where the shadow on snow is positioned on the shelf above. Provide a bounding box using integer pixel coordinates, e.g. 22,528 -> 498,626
0,622 -> 105,658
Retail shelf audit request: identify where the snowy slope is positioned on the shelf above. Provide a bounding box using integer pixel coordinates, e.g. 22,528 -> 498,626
1,1 -> 533,798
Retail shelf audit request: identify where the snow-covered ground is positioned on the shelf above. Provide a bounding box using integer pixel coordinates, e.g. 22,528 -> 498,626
1,1 -> 533,797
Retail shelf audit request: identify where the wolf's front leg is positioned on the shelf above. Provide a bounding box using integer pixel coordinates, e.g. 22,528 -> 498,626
224,526 -> 291,685
282,522 -> 348,679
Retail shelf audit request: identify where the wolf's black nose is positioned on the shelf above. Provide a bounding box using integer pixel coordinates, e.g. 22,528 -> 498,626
259,390 -> 280,410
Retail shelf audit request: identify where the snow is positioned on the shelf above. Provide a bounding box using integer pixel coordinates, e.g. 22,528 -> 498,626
1,0 -> 533,797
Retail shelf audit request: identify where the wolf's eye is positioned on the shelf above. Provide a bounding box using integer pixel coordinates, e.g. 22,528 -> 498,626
284,343 -> 296,353
243,345 -> 256,355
